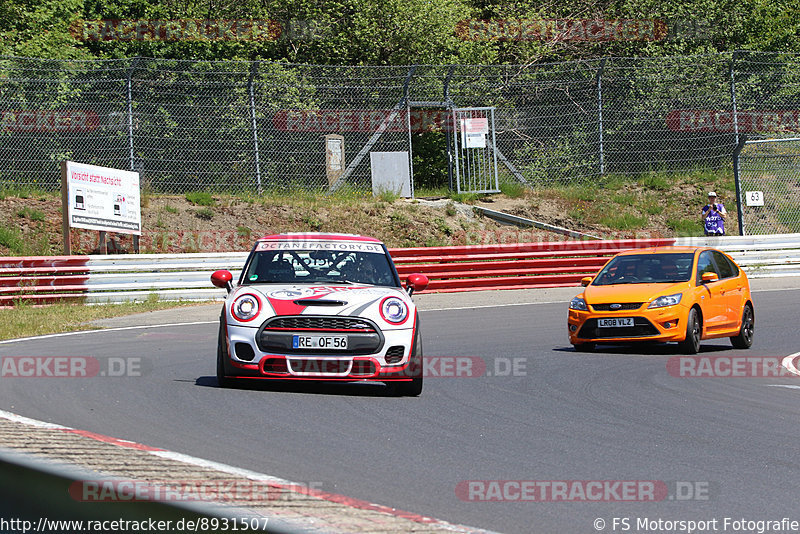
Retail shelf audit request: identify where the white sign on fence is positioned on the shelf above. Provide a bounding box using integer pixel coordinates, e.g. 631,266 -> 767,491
745,191 -> 764,207
62,161 -> 142,235
461,117 -> 489,149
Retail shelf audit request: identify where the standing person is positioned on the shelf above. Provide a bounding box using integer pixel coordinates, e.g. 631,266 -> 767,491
701,191 -> 726,236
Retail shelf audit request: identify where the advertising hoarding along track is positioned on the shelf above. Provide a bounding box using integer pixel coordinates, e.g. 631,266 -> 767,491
60,161 -> 142,254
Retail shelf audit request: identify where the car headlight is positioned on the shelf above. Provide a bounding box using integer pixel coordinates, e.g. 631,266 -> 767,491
232,294 -> 261,322
648,293 -> 683,309
380,297 -> 409,324
569,297 -> 588,311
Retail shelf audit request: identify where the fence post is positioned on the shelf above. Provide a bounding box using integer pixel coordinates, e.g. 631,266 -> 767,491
248,61 -> 263,195
127,58 -> 140,253
443,66 -> 456,192
126,58 -> 139,173
729,50 -> 740,147
732,134 -> 747,236
596,58 -> 606,176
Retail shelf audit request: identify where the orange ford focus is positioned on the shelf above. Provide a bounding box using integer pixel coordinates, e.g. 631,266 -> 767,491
568,247 -> 754,354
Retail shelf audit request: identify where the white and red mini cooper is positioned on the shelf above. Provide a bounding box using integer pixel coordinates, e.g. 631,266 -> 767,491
211,233 -> 429,396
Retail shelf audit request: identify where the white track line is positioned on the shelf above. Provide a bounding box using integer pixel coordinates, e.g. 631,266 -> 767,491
0,321 -> 217,345
0,410 -> 69,429
781,352 -> 800,377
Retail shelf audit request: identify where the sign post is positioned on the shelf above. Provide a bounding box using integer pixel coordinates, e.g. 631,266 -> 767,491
61,160 -> 142,255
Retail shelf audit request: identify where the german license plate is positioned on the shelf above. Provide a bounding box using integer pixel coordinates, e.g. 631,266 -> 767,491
598,317 -> 634,328
292,335 -> 348,350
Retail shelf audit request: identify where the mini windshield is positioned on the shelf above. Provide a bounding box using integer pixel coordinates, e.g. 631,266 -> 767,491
242,241 -> 397,287
592,253 -> 694,285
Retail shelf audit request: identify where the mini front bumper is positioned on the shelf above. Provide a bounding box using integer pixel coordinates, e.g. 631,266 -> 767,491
223,323 -> 418,381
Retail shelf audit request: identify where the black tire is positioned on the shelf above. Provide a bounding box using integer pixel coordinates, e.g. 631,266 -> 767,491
573,342 -> 595,352
678,307 -> 701,354
730,303 -> 754,349
217,319 -> 233,388
393,327 -> 423,397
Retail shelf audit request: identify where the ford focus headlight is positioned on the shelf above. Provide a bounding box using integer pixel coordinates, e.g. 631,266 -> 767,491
569,297 -> 588,311
648,293 -> 682,309
380,297 -> 409,324
232,294 -> 261,322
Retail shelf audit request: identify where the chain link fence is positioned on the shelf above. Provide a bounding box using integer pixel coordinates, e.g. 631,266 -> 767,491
1,51 -> 799,195
737,138 -> 800,235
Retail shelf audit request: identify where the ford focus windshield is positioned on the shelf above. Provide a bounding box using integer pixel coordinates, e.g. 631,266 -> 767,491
242,241 -> 397,287
592,253 -> 694,285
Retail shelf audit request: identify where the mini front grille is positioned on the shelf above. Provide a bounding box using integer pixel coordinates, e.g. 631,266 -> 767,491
289,359 -> 350,374
264,316 -> 376,331
591,303 -> 643,311
384,346 -> 405,364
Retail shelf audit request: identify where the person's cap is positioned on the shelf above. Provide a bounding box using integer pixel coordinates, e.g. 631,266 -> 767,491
708,191 -> 717,197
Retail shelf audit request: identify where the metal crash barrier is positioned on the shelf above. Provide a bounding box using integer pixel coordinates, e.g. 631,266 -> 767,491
1,234 -> 799,304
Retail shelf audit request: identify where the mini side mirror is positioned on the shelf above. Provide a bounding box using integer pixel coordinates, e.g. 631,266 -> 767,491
581,276 -> 593,287
406,273 -> 429,295
211,270 -> 233,292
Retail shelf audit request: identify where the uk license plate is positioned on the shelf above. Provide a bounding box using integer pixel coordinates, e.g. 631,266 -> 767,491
292,335 -> 348,350
597,317 -> 634,328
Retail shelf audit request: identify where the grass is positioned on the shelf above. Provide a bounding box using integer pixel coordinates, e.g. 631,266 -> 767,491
16,207 -> 46,221
499,181 -> 526,198
667,218 -> 703,236
376,189 -> 400,202
599,213 -> 649,230
0,184 -> 41,200
301,214 -> 322,230
195,207 -> 214,220
432,217 -> 453,236
0,299 -> 215,342
638,174 -> 671,191
0,226 -> 26,254
558,185 -> 598,202
185,191 -> 216,206
163,204 -> 179,214
610,192 -> 637,205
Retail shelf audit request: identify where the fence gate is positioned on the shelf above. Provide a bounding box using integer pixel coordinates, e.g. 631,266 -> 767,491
451,107 -> 500,194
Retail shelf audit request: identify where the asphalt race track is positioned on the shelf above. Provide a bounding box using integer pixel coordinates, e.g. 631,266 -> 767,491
2,288 -> 800,533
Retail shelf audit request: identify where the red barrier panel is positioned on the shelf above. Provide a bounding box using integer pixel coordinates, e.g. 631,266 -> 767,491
394,238 -> 676,293
0,256 -> 89,306
388,238 -> 674,259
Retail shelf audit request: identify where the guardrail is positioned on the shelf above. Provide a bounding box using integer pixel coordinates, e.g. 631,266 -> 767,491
1,234 -> 799,305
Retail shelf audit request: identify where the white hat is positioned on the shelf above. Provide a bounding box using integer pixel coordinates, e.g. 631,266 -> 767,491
708,191 -> 717,197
